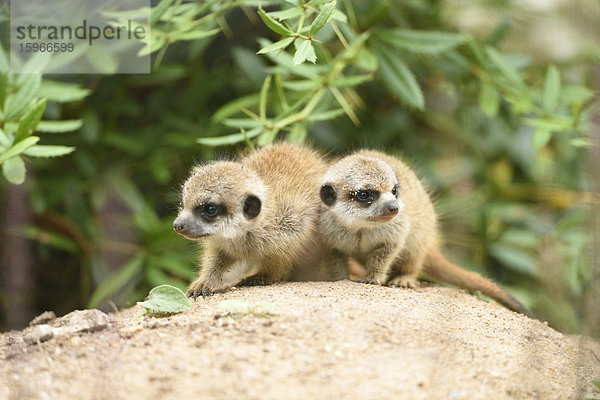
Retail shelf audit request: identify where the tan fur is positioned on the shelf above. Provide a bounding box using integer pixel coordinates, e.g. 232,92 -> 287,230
174,143 -> 327,298
320,150 -> 530,315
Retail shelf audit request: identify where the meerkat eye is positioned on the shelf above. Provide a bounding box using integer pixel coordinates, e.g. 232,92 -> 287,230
354,190 -> 374,203
391,185 -> 398,197
357,190 -> 370,201
199,203 -> 221,219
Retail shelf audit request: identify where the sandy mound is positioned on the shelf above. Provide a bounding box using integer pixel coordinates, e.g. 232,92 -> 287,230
1,281 -> 599,400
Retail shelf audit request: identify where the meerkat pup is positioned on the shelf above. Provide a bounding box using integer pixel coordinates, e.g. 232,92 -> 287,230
173,143 -> 327,299
319,150 -> 530,315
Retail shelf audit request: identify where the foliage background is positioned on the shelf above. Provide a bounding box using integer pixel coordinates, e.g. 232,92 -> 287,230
0,0 -> 598,336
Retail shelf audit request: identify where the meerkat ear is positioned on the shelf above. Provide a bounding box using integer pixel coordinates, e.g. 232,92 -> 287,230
320,184 -> 337,206
243,195 -> 262,219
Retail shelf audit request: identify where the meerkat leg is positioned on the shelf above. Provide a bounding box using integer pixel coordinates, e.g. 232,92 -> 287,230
322,249 -> 350,281
388,274 -> 419,288
237,275 -> 270,286
388,252 -> 426,288
187,248 -> 234,299
358,244 -> 399,285
188,257 -> 262,299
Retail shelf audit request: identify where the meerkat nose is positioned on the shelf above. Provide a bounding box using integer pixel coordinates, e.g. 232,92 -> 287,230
385,201 -> 399,215
173,219 -> 186,233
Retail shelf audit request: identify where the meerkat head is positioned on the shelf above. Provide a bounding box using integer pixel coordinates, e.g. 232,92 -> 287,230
320,155 -> 404,229
173,161 -> 266,240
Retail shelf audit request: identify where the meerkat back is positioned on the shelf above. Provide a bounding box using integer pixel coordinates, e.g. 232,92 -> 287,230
241,143 -> 329,280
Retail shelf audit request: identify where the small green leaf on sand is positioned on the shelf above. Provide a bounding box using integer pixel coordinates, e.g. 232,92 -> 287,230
218,299 -> 278,314
137,284 -> 191,315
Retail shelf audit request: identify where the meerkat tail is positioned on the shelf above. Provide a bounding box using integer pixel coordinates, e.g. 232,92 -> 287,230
423,248 -> 531,316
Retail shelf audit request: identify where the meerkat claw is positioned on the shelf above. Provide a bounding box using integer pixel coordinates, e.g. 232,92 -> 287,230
359,276 -> 384,285
388,275 -> 420,288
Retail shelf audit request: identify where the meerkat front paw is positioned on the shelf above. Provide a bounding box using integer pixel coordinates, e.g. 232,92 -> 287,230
187,279 -> 214,300
358,274 -> 386,286
388,275 -> 420,288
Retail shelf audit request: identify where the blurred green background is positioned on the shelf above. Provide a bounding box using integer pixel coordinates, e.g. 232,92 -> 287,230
0,0 -> 598,336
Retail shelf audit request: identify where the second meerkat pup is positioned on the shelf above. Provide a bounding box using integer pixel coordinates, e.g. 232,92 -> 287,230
319,150 -> 530,315
174,143 -> 327,299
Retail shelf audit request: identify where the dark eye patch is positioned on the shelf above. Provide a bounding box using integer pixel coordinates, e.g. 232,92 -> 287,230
349,189 -> 380,205
194,203 -> 225,221
391,185 -> 399,197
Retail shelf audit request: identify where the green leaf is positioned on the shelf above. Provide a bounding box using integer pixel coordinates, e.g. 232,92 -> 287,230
307,108 -> 345,122
0,128 -> 9,147
258,6 -> 293,36
532,129 -> 551,148
0,74 -> 8,111
274,89 -> 325,128
23,145 -> 75,158
257,36 -> 295,55
355,48 -> 378,72
375,29 -> 468,55
287,124 -> 307,143
376,49 -> 424,110
0,136 -> 40,164
268,7 -> 303,20
570,138 -> 592,147
137,284 -> 191,314
485,47 -> 523,88
329,74 -> 372,88
489,243 -> 537,276
197,127 -> 263,146
23,227 -> 79,253
310,1 -> 337,37
151,0 -> 174,25
172,28 -> 220,41
486,17 -> 511,47
88,254 -> 145,308
525,117 -> 572,133
282,79 -> 319,91
6,74 -> 42,120
212,94 -> 260,122
218,299 -> 252,312
479,84 -> 500,117
330,86 -> 359,126
221,118 -> 263,129
258,38 -> 320,79
559,85 -> 594,105
500,229 -> 540,248
257,128 -> 279,146
331,9 -> 348,23
36,119 -> 83,133
259,74 -> 272,120
592,379 -> 600,390
293,39 -> 317,65
16,99 -> 46,142
542,65 -> 560,114
2,156 -> 26,185
339,32 -> 372,61
0,45 -> 8,73
37,80 -> 91,103
218,299 -> 277,314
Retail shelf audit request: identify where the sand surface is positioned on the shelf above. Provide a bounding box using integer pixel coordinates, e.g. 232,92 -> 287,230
1,280 -> 599,400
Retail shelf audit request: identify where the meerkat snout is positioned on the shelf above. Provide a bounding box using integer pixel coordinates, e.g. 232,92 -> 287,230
173,218 -> 185,233
384,200 -> 399,214
368,193 -> 402,222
